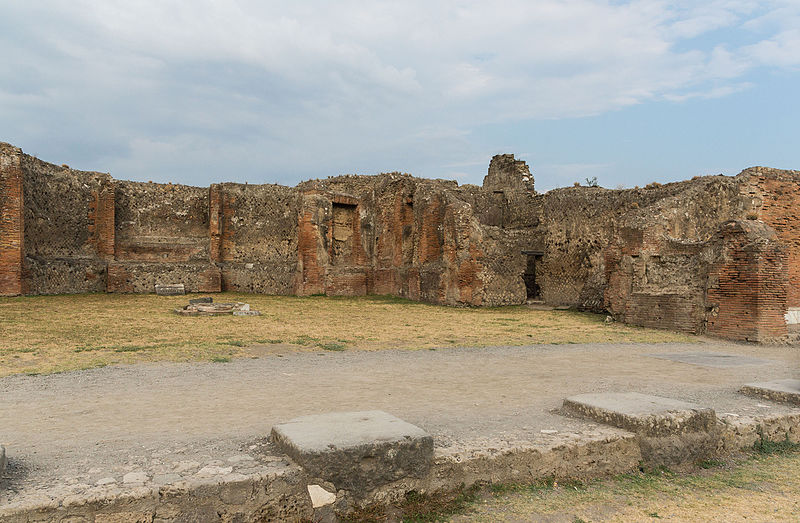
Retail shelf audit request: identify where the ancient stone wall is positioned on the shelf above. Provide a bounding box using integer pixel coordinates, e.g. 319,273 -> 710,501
2,140 -> 797,342
21,154 -> 111,294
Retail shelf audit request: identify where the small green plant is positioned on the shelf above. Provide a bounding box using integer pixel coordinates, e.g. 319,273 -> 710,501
293,335 -> 320,346
585,176 -> 598,187
318,341 -> 346,351
697,458 -> 725,469
223,340 -> 245,347
753,427 -> 799,455
114,345 -> 147,352
211,356 -> 231,363
16,348 -> 37,353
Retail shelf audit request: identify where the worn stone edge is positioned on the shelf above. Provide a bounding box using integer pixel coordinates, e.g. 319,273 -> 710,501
561,397 -> 717,437
2,413 -> 799,521
741,384 -> 800,406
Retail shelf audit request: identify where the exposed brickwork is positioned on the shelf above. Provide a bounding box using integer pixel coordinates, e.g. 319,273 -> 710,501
742,168 -> 800,307
0,144 -> 24,295
2,141 -> 797,343
706,221 -> 788,342
88,181 -> 115,260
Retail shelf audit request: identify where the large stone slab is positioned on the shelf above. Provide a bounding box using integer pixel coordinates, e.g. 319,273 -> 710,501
271,410 -> 433,493
562,392 -> 716,436
741,379 -> 800,406
562,392 -> 719,467
647,351 -> 773,368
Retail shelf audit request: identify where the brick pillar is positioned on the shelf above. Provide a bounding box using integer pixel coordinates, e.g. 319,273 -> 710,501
209,184 -> 222,262
0,145 -> 24,296
89,179 -> 115,260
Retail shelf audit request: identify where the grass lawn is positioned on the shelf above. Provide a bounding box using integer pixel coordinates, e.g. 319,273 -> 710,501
0,292 -> 695,377
430,444 -> 800,522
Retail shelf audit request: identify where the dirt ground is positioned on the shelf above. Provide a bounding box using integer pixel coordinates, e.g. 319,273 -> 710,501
1,340 -> 799,508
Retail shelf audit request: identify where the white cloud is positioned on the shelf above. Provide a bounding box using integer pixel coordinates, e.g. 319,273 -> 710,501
0,0 -> 797,185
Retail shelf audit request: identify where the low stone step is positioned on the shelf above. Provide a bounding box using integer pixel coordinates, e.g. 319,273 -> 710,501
741,379 -> 800,406
562,392 -> 716,436
270,410 -> 433,494
561,392 -> 719,467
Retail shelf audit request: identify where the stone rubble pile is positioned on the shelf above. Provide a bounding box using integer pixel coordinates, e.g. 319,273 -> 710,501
174,297 -> 261,316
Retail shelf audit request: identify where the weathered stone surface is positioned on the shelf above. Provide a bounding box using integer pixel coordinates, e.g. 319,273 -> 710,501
307,484 -> 336,508
741,379 -> 800,406
562,392 -> 720,467
271,410 -> 433,492
562,392 -> 716,436
154,283 -> 185,296
4,140 -> 800,342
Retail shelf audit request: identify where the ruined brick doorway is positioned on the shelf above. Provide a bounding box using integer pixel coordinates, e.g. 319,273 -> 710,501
522,251 -> 543,301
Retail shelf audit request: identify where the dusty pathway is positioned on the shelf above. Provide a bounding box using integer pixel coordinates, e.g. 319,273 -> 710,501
1,340 -> 799,505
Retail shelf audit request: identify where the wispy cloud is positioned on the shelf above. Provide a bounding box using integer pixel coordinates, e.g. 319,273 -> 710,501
0,0 -> 797,186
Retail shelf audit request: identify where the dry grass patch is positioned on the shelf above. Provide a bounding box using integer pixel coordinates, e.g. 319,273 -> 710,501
451,448 -> 800,522
0,293 -> 695,376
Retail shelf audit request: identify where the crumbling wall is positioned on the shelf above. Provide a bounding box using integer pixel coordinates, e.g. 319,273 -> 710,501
21,154 -> 111,294
705,220 -> 788,342
213,183 -> 301,294
0,143 -> 24,295
739,167 -> 800,308
3,140 -> 797,342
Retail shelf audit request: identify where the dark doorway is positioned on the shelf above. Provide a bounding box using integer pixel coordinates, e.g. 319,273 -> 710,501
522,251 -> 543,300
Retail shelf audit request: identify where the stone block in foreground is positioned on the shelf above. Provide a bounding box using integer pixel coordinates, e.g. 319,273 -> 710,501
563,392 -> 716,436
155,283 -> 185,296
271,410 -> 433,492
562,392 -> 719,466
741,379 -> 800,406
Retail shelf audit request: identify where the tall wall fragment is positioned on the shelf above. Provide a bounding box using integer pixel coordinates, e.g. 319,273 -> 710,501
0,143 -> 24,295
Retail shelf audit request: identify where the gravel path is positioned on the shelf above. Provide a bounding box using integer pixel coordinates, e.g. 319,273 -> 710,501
1,340 -> 799,503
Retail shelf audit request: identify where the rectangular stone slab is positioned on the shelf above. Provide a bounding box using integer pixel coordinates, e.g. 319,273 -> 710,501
155,283 -> 185,296
741,379 -> 800,406
562,392 -> 716,437
271,410 -> 433,493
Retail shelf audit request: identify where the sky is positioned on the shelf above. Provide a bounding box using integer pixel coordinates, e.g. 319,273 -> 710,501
1,1 -> 798,192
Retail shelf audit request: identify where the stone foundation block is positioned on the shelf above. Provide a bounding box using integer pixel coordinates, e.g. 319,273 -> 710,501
271,410 -> 433,493
562,392 -> 719,467
741,379 -> 800,406
155,283 -> 185,296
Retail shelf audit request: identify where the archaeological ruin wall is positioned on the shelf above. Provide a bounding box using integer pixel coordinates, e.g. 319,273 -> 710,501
1,141 -> 799,342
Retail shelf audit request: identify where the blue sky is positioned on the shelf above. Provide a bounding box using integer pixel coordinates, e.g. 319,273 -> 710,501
1,1 -> 798,192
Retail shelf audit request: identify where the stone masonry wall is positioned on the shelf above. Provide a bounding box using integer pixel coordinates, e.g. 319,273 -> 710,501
2,140 -> 797,342
21,154 -> 111,294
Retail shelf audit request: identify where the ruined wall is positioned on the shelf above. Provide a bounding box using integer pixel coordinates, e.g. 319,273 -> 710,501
2,140 -> 797,342
214,183 -> 301,293
21,155 -> 111,294
705,221 -> 788,342
108,181 -> 220,293
739,167 -> 800,308
0,143 -> 24,295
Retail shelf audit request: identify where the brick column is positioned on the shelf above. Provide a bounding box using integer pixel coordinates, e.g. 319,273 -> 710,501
0,145 -> 24,295
89,179 -> 115,260
209,184 -> 222,262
